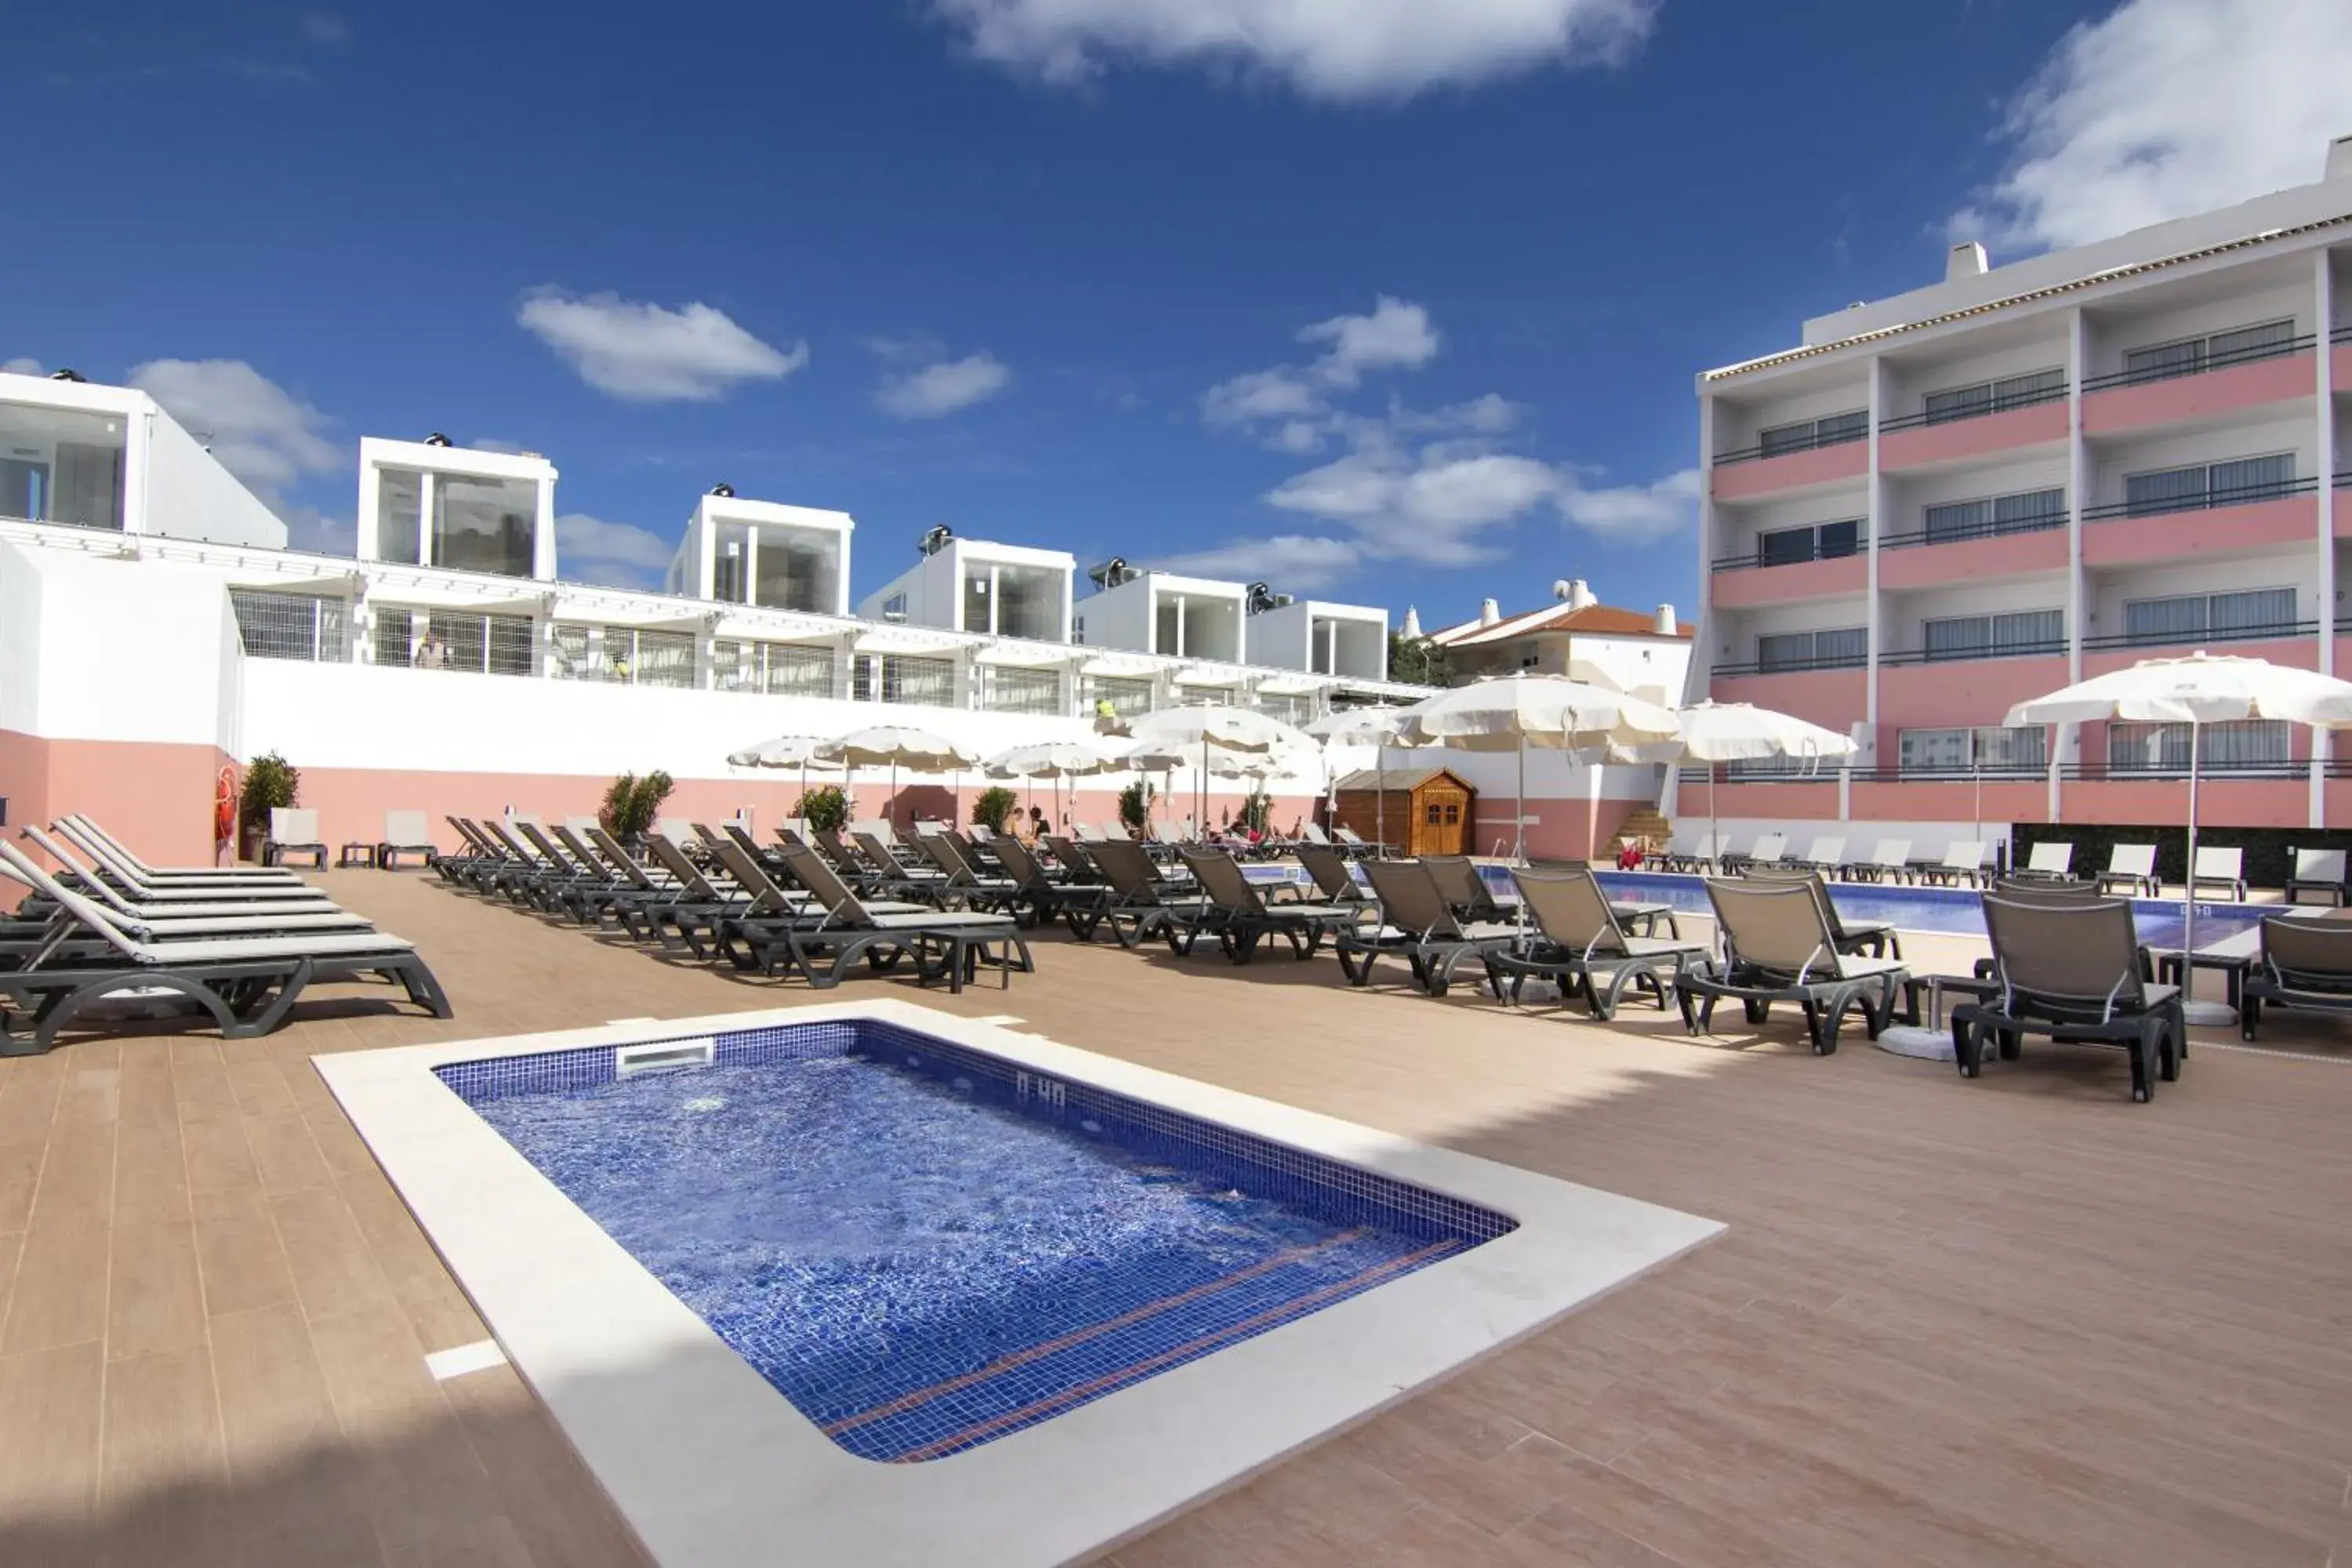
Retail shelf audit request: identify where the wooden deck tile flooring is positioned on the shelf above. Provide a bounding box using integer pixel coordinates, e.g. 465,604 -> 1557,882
2,867 -> 2348,1566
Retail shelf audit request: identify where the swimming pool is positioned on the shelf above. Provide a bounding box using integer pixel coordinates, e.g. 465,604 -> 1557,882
437,1017 -> 1512,1464
321,1003 -> 1719,1566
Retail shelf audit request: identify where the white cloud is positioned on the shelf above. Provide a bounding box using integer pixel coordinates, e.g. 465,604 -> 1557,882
929,0 -> 1656,100
286,507 -> 355,554
556,512 -> 675,589
299,13 -> 350,46
1299,296 -> 1439,387
125,358 -> 339,500
1201,367 -> 1322,429
875,351 -> 1012,419
1152,534 -> 1362,590
2,357 -> 41,376
1951,0 -> 2352,251
1557,466 -> 1700,542
517,289 -> 809,402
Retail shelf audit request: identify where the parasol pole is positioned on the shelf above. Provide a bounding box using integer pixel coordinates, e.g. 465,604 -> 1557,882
2184,716 -> 2201,999
1515,735 -> 1527,865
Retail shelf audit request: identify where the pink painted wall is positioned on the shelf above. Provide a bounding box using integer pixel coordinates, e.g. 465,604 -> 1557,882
0,729 -> 234,905
1849,779 -> 2051,826
1695,779 -> 1840,823
1469,798 -> 1639,862
1708,441 -> 1866,501
2081,349 -> 2315,434
1878,401 -> 2067,471
1875,528 -> 2065,591
2082,635 -> 2318,683
2063,778 -> 2307,830
1877,655 -> 2069,733
1708,554 -> 1866,609
2082,494 -> 2316,567
1707,668 -> 1866,735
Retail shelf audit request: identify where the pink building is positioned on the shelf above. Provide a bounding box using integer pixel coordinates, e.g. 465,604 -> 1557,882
1687,134 -> 2352,846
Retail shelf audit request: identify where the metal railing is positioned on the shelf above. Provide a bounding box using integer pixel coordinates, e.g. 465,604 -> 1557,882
1708,539 -> 1864,572
2081,332 -> 2315,393
1711,421 -> 1868,466
1877,381 -> 2067,433
1877,511 -> 2066,550
1877,640 -> 2067,668
2080,620 -> 2317,652
1845,764 -> 2049,784
2060,759 -> 2305,782
2081,477 -> 2316,521
1711,654 -> 1868,678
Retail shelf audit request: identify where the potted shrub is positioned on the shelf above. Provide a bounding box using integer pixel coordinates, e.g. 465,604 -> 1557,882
1239,789 -> 1273,837
1117,779 -> 1155,836
971,786 -> 1018,834
238,753 -> 299,865
598,770 -> 675,846
796,784 -> 851,834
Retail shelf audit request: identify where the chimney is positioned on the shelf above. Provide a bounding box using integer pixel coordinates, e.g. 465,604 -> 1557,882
1569,579 -> 1598,610
1401,605 -> 1421,638
1653,603 -> 1678,637
2329,133 -> 2352,183
1479,597 -> 1501,626
1945,241 -> 1988,282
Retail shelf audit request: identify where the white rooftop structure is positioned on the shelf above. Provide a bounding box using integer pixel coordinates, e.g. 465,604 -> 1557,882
666,488 -> 853,616
857,528 -> 1074,643
1245,597 -> 1388,681
1076,566 -> 1247,663
356,436 -> 557,580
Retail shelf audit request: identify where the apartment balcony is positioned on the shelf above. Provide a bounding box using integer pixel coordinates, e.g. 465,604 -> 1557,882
1704,659 -> 1865,735
2064,768 -> 2311,831
1875,513 -> 2067,590
1675,767 -> 1842,824
2083,622 -> 2319,677
1876,648 -> 2069,731
1706,546 -> 1866,608
1849,767 -> 2051,829
2081,336 -> 2316,435
2082,481 -> 2318,567
1877,390 -> 2068,474
1708,427 -> 1867,501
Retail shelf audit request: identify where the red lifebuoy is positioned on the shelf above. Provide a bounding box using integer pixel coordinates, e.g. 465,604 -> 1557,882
214,767 -> 238,847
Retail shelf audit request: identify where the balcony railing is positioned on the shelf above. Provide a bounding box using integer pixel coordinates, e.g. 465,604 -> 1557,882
2082,620 -> 2316,653
2060,759 -> 2304,781
1708,539 -> 1863,572
2082,477 -> 2316,521
1878,511 -> 2066,550
1711,653 -> 1868,678
1878,639 -> 2067,668
1877,381 -> 2067,433
1711,423 -> 1868,466
2336,325 -> 2352,345
2081,332 -> 2315,393
1848,764 -> 2049,784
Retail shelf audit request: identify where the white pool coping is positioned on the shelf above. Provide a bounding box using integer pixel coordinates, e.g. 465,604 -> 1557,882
317,1000 -> 1724,1567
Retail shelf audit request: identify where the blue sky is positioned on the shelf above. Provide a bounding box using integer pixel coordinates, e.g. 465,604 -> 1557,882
5,0 -> 2342,628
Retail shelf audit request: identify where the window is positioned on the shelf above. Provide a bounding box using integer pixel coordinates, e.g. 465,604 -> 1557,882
1084,675 -> 1155,717
1756,408 -> 1867,457
1256,692 -> 1315,724
1922,486 -> 2066,543
1755,518 -> 1862,567
549,625 -> 601,681
2123,587 -> 2296,647
713,640 -> 835,697
2121,318 -> 2296,385
1897,726 -> 2048,776
373,607 -> 414,666
1921,608 -> 2063,661
964,571 -> 991,633
375,607 -> 533,673
976,665 -> 1062,716
1922,366 -> 2065,423
376,470 -> 423,564
604,628 -> 695,688
433,475 -> 535,576
712,521 -> 751,603
996,565 -> 1062,641
881,592 -> 909,622
0,401 -> 128,530
2122,454 -> 2296,517
2108,719 -> 2292,774
852,653 -> 954,706
750,524 -> 835,612
1755,627 -> 1866,672
230,590 -> 348,662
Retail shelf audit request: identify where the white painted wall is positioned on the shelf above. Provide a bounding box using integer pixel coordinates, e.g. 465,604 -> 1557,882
0,541 -> 45,735
1881,336 -> 2070,414
1710,379 -> 1870,452
143,409 -> 289,549
5,546 -> 238,745
1244,600 -> 1388,677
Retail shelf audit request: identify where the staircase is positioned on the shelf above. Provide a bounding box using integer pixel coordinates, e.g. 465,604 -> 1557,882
1613,804 -> 1672,851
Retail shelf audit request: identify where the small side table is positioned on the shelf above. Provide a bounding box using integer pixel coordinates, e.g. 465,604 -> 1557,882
337,842 -> 379,869
2152,949 -> 2250,1014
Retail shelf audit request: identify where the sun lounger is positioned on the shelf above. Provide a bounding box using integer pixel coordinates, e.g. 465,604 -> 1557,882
2190,846 -> 2246,902
2285,848 -> 2347,907
1737,866 -> 1900,958
61,815 -> 303,884
0,840 -> 448,1054
1332,826 -> 1381,858
911,833 -> 1023,916
2239,915 -> 2352,1041
1728,832 -> 1788,873
1954,895 -> 2183,1102
1675,878 -> 1907,1054
53,820 -> 336,907
772,843 -> 1032,993
1914,840 -> 1988,888
1788,836 -> 1846,874
1295,843 -> 1374,907
1079,839 -> 1208,949
993,837 -> 1111,938
14,829 -> 372,935
265,808 -> 328,869
1175,848 -> 1364,964
377,811 -> 437,869
1335,860 -> 1519,996
2012,840 -> 2075,882
1842,838 -> 1912,884
2095,844 -> 2161,898
1420,855 -> 1512,924
1664,831 -> 1721,875
1480,866 -> 1708,1018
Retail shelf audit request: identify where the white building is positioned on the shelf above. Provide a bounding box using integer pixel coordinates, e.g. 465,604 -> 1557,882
0,369 -> 285,549
856,528 -> 1074,643
666,488 -> 853,616
1425,582 -> 1690,704
355,436 -> 557,579
1244,597 -> 1388,681
1076,564 -> 1247,662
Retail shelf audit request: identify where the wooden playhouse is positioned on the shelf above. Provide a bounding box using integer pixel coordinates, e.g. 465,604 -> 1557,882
1332,767 -> 1475,857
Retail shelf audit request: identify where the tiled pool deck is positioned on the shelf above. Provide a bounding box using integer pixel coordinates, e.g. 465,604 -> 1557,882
2,868 -> 2349,1566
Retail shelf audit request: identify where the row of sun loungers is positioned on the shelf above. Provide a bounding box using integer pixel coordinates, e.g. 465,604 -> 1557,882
431,815 -> 1036,993
0,815 -> 451,1054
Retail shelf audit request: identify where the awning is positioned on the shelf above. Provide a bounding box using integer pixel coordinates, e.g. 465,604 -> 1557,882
974,641 -> 1079,669
853,626 -> 967,656
1172,666 -> 1241,688
1252,673 -> 1324,697
368,583 -> 555,618
230,568 -> 365,597
1078,654 -> 1162,679
710,615 -> 845,645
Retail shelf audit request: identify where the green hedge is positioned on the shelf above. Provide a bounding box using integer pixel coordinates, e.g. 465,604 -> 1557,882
2010,822 -> 2352,889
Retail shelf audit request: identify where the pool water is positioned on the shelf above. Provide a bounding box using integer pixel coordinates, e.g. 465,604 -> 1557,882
440,1022 -> 1508,1464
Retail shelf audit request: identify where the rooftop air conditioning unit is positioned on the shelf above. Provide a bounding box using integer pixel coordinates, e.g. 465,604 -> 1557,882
918,524 -> 954,557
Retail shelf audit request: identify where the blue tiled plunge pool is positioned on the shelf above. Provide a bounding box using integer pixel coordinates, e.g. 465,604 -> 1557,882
437,1018 -> 1515,1465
